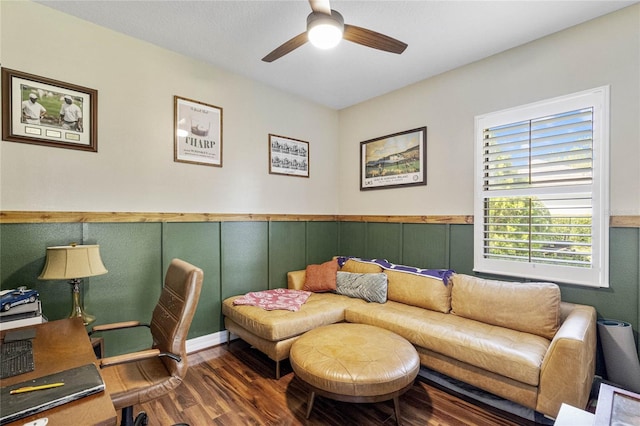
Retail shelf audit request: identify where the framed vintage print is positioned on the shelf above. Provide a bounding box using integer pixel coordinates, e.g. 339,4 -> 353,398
269,134 -> 309,178
174,96 -> 223,167
2,68 -> 98,152
594,384 -> 640,425
360,127 -> 427,191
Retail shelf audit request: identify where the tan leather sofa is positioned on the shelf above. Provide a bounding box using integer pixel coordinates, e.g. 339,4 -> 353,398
222,259 -> 596,419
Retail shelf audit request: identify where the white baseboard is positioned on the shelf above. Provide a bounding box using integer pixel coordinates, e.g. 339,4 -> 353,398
185,330 -> 241,354
186,330 -> 227,353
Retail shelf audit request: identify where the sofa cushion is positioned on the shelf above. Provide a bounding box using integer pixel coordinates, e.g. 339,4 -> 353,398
340,259 -> 383,274
451,274 -> 561,340
287,270 -> 306,290
336,271 -> 387,303
222,292 -> 362,341
303,259 -> 338,292
345,300 -> 550,386
386,269 -> 451,313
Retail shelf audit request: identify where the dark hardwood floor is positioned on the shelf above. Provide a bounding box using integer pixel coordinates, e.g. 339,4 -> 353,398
127,341 -> 540,425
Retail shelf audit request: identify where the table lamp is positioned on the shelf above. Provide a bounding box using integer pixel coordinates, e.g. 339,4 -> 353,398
38,243 -> 107,325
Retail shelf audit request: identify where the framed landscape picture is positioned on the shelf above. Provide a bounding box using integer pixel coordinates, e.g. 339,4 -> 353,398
174,96 -> 223,167
360,127 -> 427,190
594,384 -> 640,425
2,68 -> 98,152
269,134 -> 309,178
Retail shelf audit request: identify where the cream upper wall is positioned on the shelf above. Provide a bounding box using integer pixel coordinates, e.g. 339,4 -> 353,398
338,4 -> 640,216
2,2 -> 639,217
0,1 -> 339,214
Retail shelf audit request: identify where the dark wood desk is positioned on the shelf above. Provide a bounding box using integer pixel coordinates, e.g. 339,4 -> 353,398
1,318 -> 117,426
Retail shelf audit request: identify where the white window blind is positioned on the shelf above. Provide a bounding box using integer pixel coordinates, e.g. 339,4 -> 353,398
474,87 -> 609,287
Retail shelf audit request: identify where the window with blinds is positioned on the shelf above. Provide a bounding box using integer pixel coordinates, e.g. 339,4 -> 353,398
474,87 -> 609,287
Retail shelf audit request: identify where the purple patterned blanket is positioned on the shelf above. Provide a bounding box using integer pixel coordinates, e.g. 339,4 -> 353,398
336,256 -> 455,286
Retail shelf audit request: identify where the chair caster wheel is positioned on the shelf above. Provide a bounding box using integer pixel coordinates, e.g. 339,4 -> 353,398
134,412 -> 148,426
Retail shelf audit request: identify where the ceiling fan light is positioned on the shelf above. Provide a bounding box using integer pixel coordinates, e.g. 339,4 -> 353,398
308,24 -> 342,49
307,11 -> 344,50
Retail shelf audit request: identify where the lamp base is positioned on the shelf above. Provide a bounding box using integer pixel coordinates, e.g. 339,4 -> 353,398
69,279 -> 95,326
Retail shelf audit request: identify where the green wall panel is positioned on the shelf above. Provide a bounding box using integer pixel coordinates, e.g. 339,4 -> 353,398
402,224 -> 449,269
0,223 -> 82,320
269,222 -> 306,289
220,222 -> 268,299
560,227 -> 640,330
338,222 -> 367,257
163,222 -> 221,339
449,224 -> 474,275
366,223 -> 402,262
306,222 -> 339,265
85,223 -> 162,356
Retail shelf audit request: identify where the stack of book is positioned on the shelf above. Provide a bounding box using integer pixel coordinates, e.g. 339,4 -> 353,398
0,301 -> 45,331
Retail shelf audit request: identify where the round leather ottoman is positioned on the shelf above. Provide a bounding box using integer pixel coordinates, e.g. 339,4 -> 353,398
290,323 -> 420,425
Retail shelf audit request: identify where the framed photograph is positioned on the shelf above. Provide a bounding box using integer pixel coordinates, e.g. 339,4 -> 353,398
360,127 -> 427,190
269,134 -> 309,178
174,96 -> 223,167
594,384 -> 640,425
2,68 -> 98,152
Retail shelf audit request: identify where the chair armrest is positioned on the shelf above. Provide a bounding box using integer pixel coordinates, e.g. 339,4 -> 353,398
89,321 -> 149,335
99,349 -> 161,368
536,303 -> 597,418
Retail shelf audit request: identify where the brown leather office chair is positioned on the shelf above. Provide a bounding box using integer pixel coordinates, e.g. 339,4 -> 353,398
89,258 -> 203,426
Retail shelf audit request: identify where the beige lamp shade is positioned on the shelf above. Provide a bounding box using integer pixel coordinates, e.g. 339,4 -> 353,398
38,244 -> 108,280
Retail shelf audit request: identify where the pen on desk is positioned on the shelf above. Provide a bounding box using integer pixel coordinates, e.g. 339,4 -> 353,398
9,383 -> 65,394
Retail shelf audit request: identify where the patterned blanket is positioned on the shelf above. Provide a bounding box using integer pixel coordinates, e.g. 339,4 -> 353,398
336,256 -> 455,285
232,288 -> 311,311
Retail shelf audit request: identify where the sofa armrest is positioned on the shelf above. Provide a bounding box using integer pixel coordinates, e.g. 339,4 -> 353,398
287,270 -> 306,290
536,302 -> 597,418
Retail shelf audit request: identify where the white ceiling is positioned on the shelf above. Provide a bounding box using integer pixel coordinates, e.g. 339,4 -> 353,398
35,0 -> 636,110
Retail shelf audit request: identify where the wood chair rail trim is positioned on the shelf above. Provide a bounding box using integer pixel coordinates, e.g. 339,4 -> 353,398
0,211 -> 638,227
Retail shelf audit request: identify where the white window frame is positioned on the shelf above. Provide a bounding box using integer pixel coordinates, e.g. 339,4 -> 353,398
474,86 -> 610,287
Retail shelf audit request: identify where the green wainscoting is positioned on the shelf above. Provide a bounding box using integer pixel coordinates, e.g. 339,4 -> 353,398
1,223 -> 82,320
306,222 -> 340,266
220,222 -> 270,300
337,222 -> 367,257
84,223 -> 162,355
560,227 -> 640,326
162,222 -> 221,339
401,224 -> 449,269
1,221 -> 638,358
364,222 -> 403,263
268,222 -> 307,289
449,224 -> 475,274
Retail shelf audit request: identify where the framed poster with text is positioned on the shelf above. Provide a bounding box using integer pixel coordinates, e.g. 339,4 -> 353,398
360,127 -> 426,190
174,96 -> 223,167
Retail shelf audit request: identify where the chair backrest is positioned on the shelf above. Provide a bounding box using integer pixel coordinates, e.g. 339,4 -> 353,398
150,258 -> 203,378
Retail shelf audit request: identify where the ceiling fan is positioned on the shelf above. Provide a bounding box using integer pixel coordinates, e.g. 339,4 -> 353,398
262,0 -> 408,62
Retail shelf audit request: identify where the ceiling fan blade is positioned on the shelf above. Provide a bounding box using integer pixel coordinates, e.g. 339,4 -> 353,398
309,0 -> 331,15
343,24 -> 407,54
262,32 -> 309,62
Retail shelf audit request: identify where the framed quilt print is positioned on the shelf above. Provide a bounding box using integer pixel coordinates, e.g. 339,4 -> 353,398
269,134 -> 309,178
